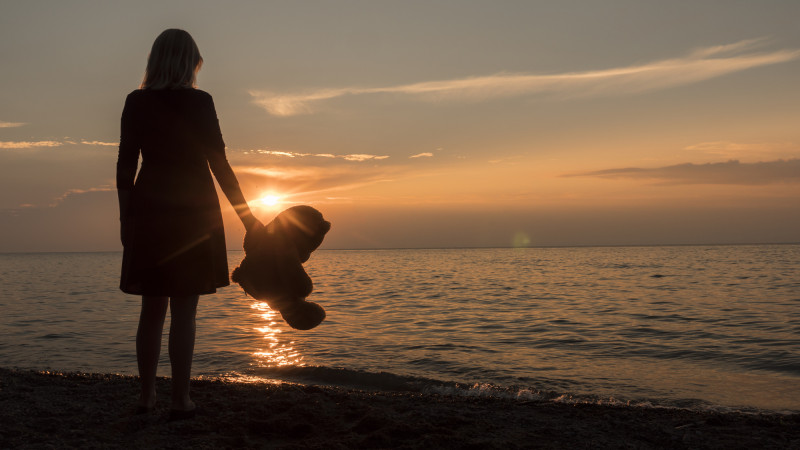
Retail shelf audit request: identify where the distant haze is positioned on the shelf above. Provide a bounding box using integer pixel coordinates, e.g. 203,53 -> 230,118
1,1 -> 799,251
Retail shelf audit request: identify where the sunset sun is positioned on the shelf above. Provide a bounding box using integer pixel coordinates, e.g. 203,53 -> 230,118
258,193 -> 284,207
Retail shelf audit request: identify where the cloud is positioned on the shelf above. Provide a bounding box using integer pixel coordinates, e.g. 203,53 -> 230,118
410,152 -> 433,158
234,164 -> 398,201
239,148 -> 388,161
564,159 -> 800,185
0,141 -> 62,149
0,139 -> 138,150
342,154 -> 389,162
47,186 -> 115,207
684,141 -> 798,160
0,139 -> 119,149
0,121 -> 26,128
249,38 -> 799,116
5,185 -> 116,210
81,140 -> 118,146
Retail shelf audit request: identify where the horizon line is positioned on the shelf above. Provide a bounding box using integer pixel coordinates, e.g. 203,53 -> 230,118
2,241 -> 798,255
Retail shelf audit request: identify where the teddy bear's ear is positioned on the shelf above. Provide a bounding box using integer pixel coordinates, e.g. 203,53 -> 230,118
272,206 -> 330,258
279,206 -> 324,234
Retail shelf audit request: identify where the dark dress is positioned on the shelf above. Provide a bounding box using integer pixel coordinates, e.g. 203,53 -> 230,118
117,88 -> 240,296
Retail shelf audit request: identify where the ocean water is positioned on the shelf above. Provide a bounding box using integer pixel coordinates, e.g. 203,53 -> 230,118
1,245 -> 798,413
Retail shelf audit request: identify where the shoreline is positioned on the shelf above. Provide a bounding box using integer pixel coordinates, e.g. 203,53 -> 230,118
1,368 -> 798,449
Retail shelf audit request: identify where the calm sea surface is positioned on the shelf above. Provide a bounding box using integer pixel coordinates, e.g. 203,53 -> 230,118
1,245 -> 798,413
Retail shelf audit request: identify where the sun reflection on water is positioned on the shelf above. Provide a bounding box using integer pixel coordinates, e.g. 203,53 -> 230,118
250,301 -> 304,367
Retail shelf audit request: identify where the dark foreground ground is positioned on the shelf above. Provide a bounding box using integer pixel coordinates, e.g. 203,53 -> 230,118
1,368 -> 798,449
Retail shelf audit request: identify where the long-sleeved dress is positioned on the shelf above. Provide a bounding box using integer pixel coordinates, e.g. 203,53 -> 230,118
117,88 -> 242,296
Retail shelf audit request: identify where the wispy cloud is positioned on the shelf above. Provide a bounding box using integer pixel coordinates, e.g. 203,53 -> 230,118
48,186 -> 115,207
684,141 -> 798,160
410,152 -> 433,158
0,141 -> 62,149
235,164 -> 398,201
0,121 -> 26,128
564,159 -> 800,185
0,139 -> 122,149
342,154 -> 389,162
239,148 -> 388,161
8,185 -> 116,210
81,140 -> 118,146
250,38 -> 799,116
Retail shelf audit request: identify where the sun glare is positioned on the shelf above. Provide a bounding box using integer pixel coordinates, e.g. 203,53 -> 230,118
258,194 -> 283,207
250,302 -> 303,368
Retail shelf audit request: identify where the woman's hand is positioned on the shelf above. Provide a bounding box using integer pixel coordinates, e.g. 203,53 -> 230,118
241,214 -> 264,253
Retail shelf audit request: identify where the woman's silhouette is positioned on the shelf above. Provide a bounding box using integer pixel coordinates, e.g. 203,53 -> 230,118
117,29 -> 261,419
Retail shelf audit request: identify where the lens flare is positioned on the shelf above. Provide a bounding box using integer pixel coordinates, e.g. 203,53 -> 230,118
512,232 -> 531,248
259,194 -> 282,207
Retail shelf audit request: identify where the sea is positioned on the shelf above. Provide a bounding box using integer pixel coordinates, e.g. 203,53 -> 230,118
1,245 -> 798,414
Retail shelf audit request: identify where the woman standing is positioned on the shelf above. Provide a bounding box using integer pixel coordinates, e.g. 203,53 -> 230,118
117,29 -> 261,420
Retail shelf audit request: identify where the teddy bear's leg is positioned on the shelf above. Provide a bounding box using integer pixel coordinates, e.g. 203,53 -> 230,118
280,300 -> 326,330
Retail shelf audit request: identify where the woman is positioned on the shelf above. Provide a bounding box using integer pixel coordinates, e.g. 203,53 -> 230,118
117,29 -> 261,420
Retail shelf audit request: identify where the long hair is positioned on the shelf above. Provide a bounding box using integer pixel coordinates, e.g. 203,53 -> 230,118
140,29 -> 203,90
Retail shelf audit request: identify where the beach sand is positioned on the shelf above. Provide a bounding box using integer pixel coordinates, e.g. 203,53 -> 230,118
1,368 -> 797,449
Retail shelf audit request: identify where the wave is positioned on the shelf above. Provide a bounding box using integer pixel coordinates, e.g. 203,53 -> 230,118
219,364 -> 797,415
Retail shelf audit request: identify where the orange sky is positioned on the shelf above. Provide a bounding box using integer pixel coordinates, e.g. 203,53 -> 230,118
1,1 -> 799,251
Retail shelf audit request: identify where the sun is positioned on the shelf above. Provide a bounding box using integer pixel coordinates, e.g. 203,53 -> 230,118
257,193 -> 284,207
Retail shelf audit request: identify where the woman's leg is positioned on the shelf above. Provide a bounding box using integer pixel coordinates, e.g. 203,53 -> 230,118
168,295 -> 199,411
136,295 -> 169,408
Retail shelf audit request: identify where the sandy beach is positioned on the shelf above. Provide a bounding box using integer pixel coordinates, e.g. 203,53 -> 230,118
1,368 -> 797,449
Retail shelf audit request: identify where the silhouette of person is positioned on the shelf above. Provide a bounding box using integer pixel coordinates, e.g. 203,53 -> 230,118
116,28 -> 262,420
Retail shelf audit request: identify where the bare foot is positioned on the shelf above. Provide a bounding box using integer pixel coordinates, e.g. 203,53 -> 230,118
137,391 -> 157,410
168,399 -> 196,421
170,398 -> 195,412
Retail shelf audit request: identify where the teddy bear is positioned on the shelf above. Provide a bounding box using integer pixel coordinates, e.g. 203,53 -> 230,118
231,205 -> 331,330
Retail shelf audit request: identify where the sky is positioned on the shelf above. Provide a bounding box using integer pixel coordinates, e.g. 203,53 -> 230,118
1,0 -> 799,251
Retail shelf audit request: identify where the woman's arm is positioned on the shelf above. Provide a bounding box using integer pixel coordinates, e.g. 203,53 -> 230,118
117,93 -> 140,245
201,93 -> 261,230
